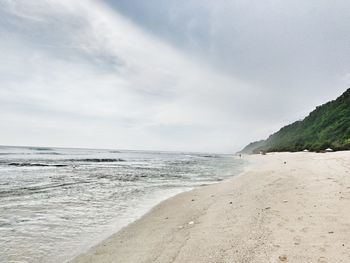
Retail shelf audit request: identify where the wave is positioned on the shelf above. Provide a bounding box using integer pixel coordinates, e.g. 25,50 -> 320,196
4,158 -> 126,167
0,181 -> 90,197
200,155 -> 219,158
0,152 -> 62,156
65,158 -> 126,162
36,152 -> 63,155
8,163 -> 67,167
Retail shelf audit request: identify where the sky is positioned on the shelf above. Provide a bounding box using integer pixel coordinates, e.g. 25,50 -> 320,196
0,0 -> 349,153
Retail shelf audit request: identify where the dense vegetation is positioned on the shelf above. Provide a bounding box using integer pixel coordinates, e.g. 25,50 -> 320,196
241,88 -> 350,153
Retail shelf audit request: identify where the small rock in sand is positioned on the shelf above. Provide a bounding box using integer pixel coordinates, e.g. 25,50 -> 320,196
188,221 -> 194,225
279,255 -> 288,261
283,200 -> 288,203
229,202 -> 233,204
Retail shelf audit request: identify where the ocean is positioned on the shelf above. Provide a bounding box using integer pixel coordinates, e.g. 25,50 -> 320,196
0,146 -> 244,262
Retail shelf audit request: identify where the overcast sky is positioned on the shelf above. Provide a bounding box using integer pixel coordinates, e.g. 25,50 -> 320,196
0,0 -> 349,153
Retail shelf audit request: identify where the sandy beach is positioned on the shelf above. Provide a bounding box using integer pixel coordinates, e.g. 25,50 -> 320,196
71,152 -> 350,263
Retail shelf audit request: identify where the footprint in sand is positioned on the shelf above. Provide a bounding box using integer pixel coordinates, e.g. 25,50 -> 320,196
301,227 -> 309,233
319,247 -> 326,252
293,236 -> 301,245
325,216 -> 337,222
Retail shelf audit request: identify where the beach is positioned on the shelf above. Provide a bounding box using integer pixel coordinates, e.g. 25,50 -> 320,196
72,151 -> 350,263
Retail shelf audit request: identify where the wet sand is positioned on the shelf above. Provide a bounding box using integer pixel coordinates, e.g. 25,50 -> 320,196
71,152 -> 350,263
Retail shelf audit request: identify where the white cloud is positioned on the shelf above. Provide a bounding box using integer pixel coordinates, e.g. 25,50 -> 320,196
3,0 -> 347,152
0,0 -> 263,152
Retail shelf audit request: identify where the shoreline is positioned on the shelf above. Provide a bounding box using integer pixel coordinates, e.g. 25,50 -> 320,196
66,157 -> 247,263
71,152 -> 350,263
65,187 -> 197,263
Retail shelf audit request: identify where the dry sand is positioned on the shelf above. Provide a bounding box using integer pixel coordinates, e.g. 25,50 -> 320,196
71,152 -> 350,263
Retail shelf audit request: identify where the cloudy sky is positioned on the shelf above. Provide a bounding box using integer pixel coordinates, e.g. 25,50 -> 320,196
0,0 -> 349,153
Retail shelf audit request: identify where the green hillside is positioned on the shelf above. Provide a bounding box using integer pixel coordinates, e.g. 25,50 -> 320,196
241,88 -> 350,153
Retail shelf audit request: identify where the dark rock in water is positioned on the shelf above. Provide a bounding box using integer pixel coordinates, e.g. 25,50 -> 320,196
201,155 -> 219,158
29,147 -> 53,151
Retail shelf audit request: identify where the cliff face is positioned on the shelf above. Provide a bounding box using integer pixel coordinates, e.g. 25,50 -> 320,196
241,88 -> 350,153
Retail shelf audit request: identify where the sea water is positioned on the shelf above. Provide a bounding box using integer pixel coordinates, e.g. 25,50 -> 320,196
0,146 -> 244,262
